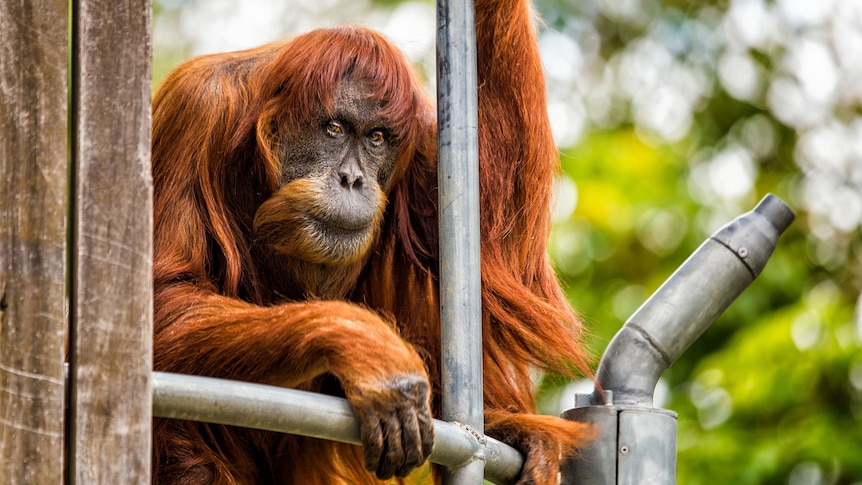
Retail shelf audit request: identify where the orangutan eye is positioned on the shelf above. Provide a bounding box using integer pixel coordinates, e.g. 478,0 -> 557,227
326,121 -> 344,137
368,130 -> 386,146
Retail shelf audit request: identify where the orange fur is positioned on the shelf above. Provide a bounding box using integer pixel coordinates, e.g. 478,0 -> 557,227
151,0 -> 592,483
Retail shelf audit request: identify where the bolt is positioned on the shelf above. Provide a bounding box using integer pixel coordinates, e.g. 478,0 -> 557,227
620,445 -> 629,455
737,246 -> 749,258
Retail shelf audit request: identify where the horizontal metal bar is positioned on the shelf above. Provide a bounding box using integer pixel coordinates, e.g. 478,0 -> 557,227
151,372 -> 522,484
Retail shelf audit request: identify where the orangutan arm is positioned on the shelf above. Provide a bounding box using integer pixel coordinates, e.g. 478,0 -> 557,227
153,282 -> 434,479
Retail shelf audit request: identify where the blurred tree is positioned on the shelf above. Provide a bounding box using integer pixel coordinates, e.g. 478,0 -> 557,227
532,0 -> 862,483
152,0 -> 862,482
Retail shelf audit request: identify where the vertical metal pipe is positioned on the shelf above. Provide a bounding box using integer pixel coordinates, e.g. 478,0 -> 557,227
436,0 -> 484,482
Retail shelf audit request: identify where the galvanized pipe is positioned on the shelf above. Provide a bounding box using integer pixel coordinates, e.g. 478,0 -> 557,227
436,0 -> 485,482
592,194 -> 795,406
562,194 -> 794,485
151,372 -> 522,484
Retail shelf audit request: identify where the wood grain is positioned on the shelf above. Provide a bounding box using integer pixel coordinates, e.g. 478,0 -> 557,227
0,0 -> 69,483
68,0 -> 153,482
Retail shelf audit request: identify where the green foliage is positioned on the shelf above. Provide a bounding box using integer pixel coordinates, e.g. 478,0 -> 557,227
547,125 -> 862,482
536,1 -> 862,483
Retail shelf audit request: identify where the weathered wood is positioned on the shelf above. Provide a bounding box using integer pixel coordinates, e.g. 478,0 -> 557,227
0,0 -> 69,483
68,0 -> 153,482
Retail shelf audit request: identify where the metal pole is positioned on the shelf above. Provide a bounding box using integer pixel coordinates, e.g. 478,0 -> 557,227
146,372 -> 522,484
436,0 -> 485,483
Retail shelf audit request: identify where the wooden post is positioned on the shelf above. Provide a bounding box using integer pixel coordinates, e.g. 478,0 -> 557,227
67,0 -> 153,482
0,0 -> 69,483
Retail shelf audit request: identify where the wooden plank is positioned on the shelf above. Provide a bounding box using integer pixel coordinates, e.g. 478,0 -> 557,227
68,0 -> 153,482
0,0 -> 69,483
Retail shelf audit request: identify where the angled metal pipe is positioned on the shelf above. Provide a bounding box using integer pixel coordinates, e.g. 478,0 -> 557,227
562,194 -> 794,485
592,194 -> 795,406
